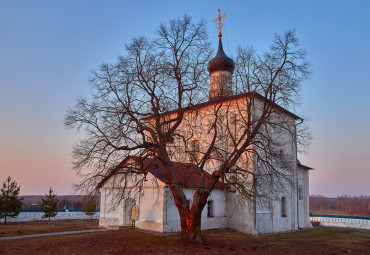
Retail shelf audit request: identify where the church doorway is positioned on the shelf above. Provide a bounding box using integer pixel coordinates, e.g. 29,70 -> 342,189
257,211 -> 272,234
124,198 -> 136,225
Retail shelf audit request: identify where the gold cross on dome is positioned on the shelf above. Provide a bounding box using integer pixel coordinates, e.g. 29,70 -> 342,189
213,9 -> 226,37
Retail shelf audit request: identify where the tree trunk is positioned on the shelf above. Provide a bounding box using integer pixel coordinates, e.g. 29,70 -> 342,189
4,204 -> 8,224
162,154 -> 211,240
187,206 -> 203,240
173,189 -> 209,240
187,190 -> 209,240
169,186 -> 189,238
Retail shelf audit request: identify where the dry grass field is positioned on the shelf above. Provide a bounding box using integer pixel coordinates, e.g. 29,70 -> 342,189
0,219 -> 99,237
0,220 -> 369,254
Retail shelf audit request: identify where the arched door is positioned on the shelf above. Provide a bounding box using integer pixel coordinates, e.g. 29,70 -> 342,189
124,198 -> 136,225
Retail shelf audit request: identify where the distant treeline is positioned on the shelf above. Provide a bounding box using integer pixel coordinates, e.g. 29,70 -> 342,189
310,195 -> 370,216
20,195 -> 100,210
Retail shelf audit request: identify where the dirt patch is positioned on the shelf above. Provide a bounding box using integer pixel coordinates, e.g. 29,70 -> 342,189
0,224 -> 369,254
0,219 -> 99,237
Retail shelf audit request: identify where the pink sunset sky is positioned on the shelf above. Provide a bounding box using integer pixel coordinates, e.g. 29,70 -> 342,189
1,0 -> 369,197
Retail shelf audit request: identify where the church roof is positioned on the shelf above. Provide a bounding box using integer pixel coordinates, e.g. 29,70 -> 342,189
97,156 -> 223,189
207,37 -> 235,74
143,91 -> 301,121
297,159 -> 314,170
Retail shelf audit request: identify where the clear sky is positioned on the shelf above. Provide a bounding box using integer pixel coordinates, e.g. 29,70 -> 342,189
1,0 -> 369,196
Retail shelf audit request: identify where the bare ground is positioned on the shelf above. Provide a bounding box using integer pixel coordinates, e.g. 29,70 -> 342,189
0,219 -> 99,237
0,220 -> 369,254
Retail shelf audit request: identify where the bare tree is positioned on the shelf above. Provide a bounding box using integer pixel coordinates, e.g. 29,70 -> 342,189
65,15 -> 310,239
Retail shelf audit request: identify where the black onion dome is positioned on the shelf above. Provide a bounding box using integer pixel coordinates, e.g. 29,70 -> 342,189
207,37 -> 235,74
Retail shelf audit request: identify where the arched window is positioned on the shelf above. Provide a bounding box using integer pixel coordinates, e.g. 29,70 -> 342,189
281,196 -> 287,217
207,200 -> 214,218
190,139 -> 200,161
231,115 -> 237,141
298,186 -> 303,200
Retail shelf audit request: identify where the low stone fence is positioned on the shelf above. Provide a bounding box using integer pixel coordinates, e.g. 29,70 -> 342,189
0,210 -> 100,222
310,214 -> 370,230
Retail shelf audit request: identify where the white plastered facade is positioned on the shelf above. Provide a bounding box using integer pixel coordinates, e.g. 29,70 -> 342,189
99,172 -> 227,232
99,96 -> 312,235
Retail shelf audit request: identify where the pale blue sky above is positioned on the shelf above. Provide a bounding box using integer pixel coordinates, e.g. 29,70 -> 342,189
0,0 -> 369,196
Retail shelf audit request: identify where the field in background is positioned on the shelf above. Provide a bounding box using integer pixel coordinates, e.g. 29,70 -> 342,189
1,220 -> 369,254
0,219 -> 99,237
310,195 -> 370,217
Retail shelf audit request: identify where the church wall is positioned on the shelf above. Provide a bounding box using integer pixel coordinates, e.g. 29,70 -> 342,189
253,165 -> 312,235
143,95 -> 311,235
135,184 -> 165,232
226,192 -> 255,234
253,99 -> 297,162
253,98 -> 301,234
268,163 -> 298,234
298,167 -> 312,229
253,184 -> 297,234
147,97 -> 253,173
99,187 -> 123,227
99,172 -> 166,232
271,195 -> 295,233
164,188 -> 227,232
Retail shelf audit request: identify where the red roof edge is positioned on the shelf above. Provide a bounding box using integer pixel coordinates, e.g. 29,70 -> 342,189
97,156 -> 224,189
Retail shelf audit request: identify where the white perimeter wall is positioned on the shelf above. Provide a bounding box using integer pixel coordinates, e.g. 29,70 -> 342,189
310,216 -> 370,230
0,211 -> 99,222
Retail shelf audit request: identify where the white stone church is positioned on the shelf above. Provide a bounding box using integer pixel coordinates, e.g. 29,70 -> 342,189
98,30 -> 313,235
